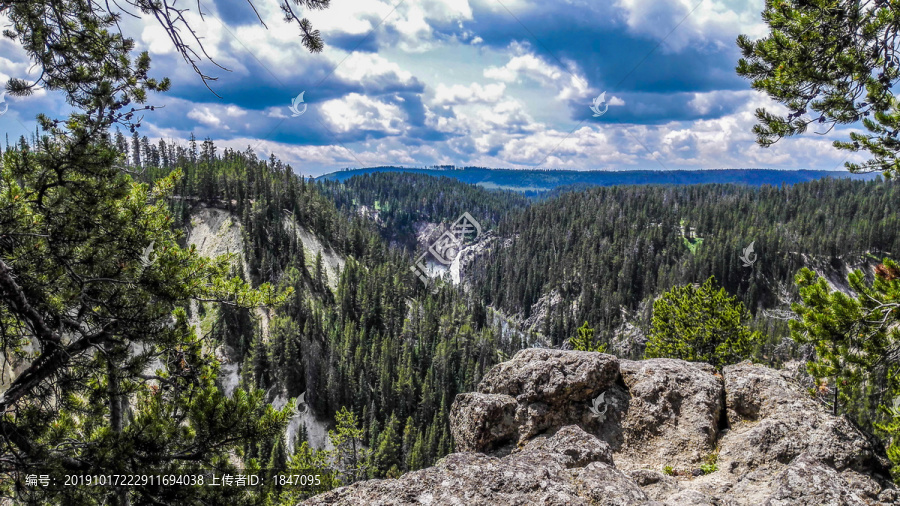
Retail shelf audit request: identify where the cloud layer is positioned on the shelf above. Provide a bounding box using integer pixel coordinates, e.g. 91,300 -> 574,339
0,0 -> 868,175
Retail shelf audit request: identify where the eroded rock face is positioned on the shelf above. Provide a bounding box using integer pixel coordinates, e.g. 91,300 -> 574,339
723,361 -> 882,473
615,359 -> 724,470
304,353 -> 898,506
714,362 -> 897,505
304,425 -> 640,506
449,392 -> 517,453
475,348 -> 622,444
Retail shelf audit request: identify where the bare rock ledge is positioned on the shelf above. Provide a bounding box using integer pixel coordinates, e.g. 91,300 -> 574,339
305,350 -> 898,505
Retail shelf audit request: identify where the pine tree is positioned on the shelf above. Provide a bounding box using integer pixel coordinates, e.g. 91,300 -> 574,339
131,130 -> 142,168
189,132 -> 198,164
408,432 -> 427,471
401,416 -> 416,472
328,407 -> 371,484
644,277 -> 761,368
373,413 -> 401,477
296,423 -> 310,449
157,139 -> 169,168
569,321 -> 607,352
114,129 -> 128,160
268,435 -> 288,471
791,260 -> 900,481
736,1 -> 900,177
314,251 -> 326,290
140,135 -> 152,166
793,260 -> 900,408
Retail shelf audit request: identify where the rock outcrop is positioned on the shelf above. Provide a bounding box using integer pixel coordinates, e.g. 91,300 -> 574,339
306,426 -> 650,505
454,349 -> 621,453
616,358 -> 724,471
305,351 -> 898,505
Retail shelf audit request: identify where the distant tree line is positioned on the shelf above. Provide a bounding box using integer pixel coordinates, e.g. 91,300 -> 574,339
318,172 -> 530,250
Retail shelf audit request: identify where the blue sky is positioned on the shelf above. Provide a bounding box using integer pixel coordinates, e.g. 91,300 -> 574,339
0,0 -> 868,176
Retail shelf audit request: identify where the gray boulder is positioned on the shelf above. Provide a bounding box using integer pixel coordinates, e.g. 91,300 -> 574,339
723,361 -> 884,474
714,361 -> 896,505
615,358 -> 724,470
449,392 -> 517,453
305,353 -> 898,505
304,425 -> 634,506
475,348 -> 621,443
477,349 -> 620,403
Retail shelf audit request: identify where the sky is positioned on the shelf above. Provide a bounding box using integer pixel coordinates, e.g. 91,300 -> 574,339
0,0 -> 869,176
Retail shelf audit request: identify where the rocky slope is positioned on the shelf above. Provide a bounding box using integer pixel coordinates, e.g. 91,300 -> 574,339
185,205 -> 340,452
305,350 -> 898,505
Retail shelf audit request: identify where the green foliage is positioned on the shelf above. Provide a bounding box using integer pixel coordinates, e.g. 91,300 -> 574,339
467,181 -> 900,349
264,441 -> 339,505
268,436 -> 288,471
878,399 -> 900,484
0,0 -> 334,501
699,462 -> 718,475
0,106 -> 290,506
644,277 -> 761,368
736,1 -> 900,177
3,0 -> 170,132
663,465 -> 675,476
701,448 -> 719,475
569,321 -> 607,352
791,258 -> 900,479
372,414 -> 402,478
328,407 -> 371,485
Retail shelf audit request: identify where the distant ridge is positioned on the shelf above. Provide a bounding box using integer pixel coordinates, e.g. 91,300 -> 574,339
317,167 -> 879,193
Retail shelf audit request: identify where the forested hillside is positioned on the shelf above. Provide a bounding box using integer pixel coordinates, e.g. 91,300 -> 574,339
470,180 -> 900,349
324,173 -> 900,361
134,136 -> 513,481
317,172 -> 530,250
319,173 -> 900,460
319,166 -> 878,194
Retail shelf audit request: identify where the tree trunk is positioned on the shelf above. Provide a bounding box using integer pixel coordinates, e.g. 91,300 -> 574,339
106,343 -> 129,506
833,379 -> 839,416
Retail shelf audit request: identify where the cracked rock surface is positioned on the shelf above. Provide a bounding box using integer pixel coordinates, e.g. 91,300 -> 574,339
305,352 -> 898,505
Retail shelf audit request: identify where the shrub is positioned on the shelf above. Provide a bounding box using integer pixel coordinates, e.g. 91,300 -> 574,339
699,463 -> 718,474
644,276 -> 760,368
569,321 -> 607,352
699,447 -> 719,475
